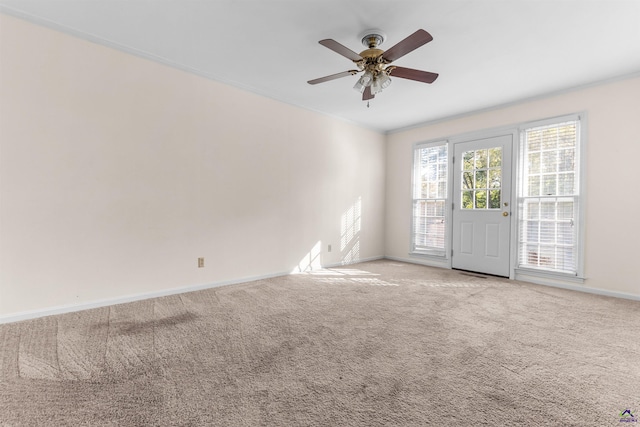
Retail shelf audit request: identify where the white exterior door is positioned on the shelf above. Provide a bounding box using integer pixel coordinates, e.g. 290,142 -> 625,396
452,134 -> 513,277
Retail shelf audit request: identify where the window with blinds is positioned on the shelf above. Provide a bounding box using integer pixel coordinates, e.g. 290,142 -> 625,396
412,143 -> 448,256
518,119 -> 581,274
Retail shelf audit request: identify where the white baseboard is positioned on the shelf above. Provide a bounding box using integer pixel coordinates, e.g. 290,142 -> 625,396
0,255 -> 387,325
513,272 -> 640,301
386,255 -> 640,302
384,255 -> 450,269
0,270 -> 290,325
4,254 -> 634,324
321,255 -> 385,269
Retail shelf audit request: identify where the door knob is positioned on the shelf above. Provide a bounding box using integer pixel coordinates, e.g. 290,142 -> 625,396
502,211 -> 509,217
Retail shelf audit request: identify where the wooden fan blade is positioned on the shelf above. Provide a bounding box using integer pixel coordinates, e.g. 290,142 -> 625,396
362,85 -> 374,101
382,29 -> 433,63
308,70 -> 358,85
319,39 -> 363,62
389,66 -> 439,84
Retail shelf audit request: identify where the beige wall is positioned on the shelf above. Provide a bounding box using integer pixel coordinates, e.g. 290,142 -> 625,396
2,14 -> 638,319
386,75 -> 640,297
0,15 -> 386,317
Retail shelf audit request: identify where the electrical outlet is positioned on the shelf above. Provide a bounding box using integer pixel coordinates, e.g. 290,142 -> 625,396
198,257 -> 205,268
328,244 -> 332,252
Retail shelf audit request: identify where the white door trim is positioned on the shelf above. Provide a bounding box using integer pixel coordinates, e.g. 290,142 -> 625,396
447,128 -> 519,279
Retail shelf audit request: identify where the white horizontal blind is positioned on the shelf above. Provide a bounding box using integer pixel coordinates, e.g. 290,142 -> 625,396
412,143 -> 447,255
518,120 -> 580,274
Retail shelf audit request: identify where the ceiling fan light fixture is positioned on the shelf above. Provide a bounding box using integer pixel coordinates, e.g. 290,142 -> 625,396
370,78 -> 382,95
370,73 -> 391,95
353,71 -> 373,93
379,72 -> 392,89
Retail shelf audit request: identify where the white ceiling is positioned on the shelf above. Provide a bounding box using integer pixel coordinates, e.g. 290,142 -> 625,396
2,0 -> 639,132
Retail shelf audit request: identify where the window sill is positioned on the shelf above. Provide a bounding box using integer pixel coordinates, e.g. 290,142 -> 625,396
410,250 -> 447,259
406,252 -> 450,269
514,267 -> 585,285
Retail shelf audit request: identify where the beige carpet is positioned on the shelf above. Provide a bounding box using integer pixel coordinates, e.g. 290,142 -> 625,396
1,260 -> 639,426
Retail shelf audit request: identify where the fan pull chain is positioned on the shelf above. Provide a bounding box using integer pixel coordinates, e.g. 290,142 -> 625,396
367,101 -> 370,108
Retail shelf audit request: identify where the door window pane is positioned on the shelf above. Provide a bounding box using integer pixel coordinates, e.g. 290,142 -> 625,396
475,150 -> 487,169
475,191 -> 487,208
463,151 -> 474,170
489,190 -> 501,209
462,191 -> 473,209
489,170 -> 501,188
463,171 -> 473,189
489,148 -> 502,168
475,170 -> 487,188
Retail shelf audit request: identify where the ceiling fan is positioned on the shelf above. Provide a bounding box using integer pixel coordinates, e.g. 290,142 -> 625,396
307,29 -> 439,101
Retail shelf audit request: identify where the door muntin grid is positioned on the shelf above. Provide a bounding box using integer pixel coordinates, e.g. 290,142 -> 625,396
461,147 -> 502,210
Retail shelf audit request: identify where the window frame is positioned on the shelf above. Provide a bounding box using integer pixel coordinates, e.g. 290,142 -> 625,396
410,140 -> 451,259
515,113 -> 586,280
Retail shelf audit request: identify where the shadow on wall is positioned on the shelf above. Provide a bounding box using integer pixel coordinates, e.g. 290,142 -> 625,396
290,197 -> 362,274
292,241 -> 322,274
341,197 -> 361,265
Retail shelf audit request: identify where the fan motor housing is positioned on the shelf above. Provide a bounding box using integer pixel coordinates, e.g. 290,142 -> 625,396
359,48 -> 384,59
